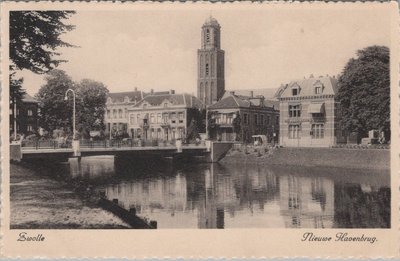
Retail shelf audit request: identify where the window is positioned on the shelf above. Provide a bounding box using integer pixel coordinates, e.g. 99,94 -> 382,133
206,29 -> 210,43
143,104 -> 147,109
27,109 -> 33,116
171,112 -> 176,124
260,115 -> 264,125
206,64 -> 209,76
289,125 -> 300,139
266,115 -> 270,125
137,114 -> 140,124
311,124 -> 324,139
150,113 -> 155,124
226,114 -> 233,124
157,113 -> 162,123
178,112 -> 184,123
276,116 -> 279,125
292,88 -> 299,96
130,114 -> 136,124
107,110 -> 110,118
164,103 -> 168,108
315,86 -> 321,94
118,109 -> 123,118
254,114 -> 258,125
113,109 -> 117,118
27,125 -> 33,132
243,113 -> 249,124
163,113 -> 169,123
289,105 -> 301,117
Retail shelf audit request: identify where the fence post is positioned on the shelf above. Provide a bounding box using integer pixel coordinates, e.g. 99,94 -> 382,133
36,140 -> 38,150
53,140 -> 56,149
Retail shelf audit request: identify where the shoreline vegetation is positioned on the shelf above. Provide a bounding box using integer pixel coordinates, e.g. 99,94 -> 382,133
221,145 -> 390,170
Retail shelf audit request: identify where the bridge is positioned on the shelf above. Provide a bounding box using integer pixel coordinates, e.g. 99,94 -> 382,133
10,140 -> 233,163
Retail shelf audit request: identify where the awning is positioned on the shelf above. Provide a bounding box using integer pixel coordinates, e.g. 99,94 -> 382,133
308,103 -> 325,114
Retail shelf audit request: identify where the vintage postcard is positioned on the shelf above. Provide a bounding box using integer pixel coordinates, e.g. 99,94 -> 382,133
0,1 -> 399,258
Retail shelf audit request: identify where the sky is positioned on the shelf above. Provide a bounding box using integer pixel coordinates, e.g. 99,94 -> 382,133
16,5 -> 392,96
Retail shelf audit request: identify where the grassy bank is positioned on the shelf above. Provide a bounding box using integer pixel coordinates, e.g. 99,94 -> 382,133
221,146 -> 390,170
10,163 -> 130,229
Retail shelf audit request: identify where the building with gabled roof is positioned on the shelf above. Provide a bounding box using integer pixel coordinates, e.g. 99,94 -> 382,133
208,91 -> 279,143
127,92 -> 204,142
277,75 -> 346,147
105,88 -> 145,137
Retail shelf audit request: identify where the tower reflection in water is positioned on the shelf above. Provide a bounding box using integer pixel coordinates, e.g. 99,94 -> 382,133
68,156 -> 389,228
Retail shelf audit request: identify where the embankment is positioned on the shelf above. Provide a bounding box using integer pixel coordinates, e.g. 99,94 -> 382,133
221,147 -> 390,170
10,163 -> 130,229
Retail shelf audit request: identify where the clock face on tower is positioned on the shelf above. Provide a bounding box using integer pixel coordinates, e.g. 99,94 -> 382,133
197,16 -> 225,106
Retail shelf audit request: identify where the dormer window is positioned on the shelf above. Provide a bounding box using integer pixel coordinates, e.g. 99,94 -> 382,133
107,97 -> 112,104
164,103 -> 168,108
143,104 -> 147,109
314,81 -> 324,94
124,96 -> 129,103
292,85 -> 300,96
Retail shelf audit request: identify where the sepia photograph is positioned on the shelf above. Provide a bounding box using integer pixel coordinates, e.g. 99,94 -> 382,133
1,1 -> 399,258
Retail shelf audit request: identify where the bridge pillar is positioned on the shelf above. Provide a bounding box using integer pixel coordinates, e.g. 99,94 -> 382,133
72,140 -> 81,157
176,139 -> 182,153
10,142 -> 22,162
209,142 -> 233,162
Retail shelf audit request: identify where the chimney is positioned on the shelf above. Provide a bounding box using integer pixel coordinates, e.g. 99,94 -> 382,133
170,89 -> 175,94
151,89 -> 154,94
250,91 -> 254,97
230,91 -> 235,95
134,87 -> 138,91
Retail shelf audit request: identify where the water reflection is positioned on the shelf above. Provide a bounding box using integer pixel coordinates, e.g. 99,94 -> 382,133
68,157 -> 390,229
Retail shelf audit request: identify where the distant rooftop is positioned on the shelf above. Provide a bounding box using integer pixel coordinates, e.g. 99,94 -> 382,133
22,93 -> 38,103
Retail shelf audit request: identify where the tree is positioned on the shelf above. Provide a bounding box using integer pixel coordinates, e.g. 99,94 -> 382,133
36,71 -> 109,137
9,11 -> 75,113
337,46 -> 390,140
75,79 -> 109,137
36,70 -> 75,133
10,11 -> 76,74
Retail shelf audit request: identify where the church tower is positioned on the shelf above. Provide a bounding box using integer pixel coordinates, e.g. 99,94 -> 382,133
197,16 -> 225,105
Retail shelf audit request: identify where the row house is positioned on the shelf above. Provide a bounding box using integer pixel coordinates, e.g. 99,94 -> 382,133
276,75 -> 346,147
127,92 -> 203,142
208,91 -> 280,143
105,89 -> 144,137
105,88 -> 174,137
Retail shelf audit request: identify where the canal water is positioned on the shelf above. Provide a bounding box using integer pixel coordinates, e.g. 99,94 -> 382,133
63,156 -> 391,229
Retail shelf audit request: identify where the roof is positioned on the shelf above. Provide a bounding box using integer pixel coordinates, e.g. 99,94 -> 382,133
277,75 -> 338,99
134,93 -> 203,109
22,93 -> 38,103
203,16 -> 220,27
208,93 -> 278,111
108,91 -> 143,103
225,88 -> 279,100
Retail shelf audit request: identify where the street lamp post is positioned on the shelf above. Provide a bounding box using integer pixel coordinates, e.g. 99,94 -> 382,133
64,89 -> 76,140
205,106 -> 209,140
64,89 -> 80,157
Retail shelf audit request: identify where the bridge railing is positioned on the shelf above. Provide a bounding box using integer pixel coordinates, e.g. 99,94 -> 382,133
21,139 -> 205,150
